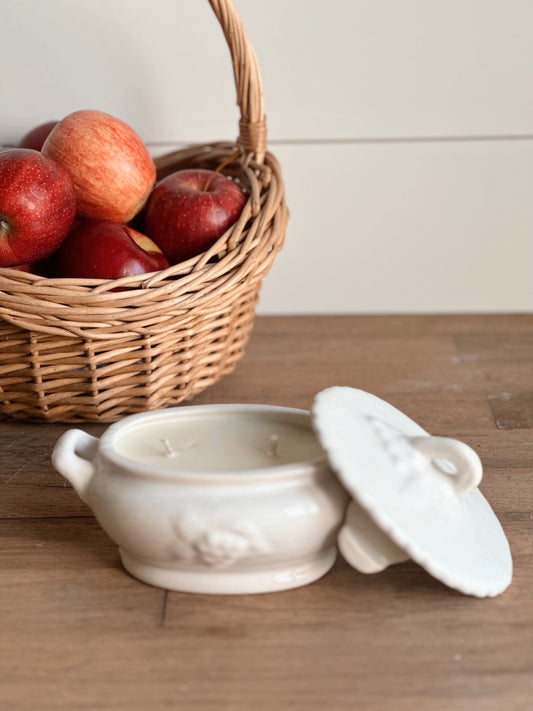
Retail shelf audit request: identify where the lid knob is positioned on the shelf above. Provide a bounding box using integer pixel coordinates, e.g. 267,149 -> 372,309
338,500 -> 409,574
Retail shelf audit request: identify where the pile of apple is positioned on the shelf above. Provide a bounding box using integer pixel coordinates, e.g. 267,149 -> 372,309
0,110 -> 246,280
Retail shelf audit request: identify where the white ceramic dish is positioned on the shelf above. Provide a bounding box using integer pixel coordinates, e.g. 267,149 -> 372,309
52,404 -> 350,594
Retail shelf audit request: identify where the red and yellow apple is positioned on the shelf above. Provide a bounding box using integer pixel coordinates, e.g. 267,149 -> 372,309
145,168 -> 247,264
0,149 -> 77,267
52,219 -> 169,279
42,110 -> 156,223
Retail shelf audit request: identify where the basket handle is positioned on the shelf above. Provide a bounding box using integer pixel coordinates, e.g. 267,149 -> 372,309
209,0 -> 267,162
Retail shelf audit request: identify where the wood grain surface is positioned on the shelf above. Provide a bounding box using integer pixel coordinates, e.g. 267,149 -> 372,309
1,315 -> 532,710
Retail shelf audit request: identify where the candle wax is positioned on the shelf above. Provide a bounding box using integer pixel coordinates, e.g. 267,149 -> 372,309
113,411 -> 325,472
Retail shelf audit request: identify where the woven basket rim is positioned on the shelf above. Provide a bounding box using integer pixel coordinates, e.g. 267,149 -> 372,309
0,145 -> 281,296
0,144 -> 288,340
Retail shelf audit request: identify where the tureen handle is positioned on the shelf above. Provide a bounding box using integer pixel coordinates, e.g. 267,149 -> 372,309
51,429 -> 99,504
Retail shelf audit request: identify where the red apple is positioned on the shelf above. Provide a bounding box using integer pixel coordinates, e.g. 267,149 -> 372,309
0,149 -> 76,267
18,121 -> 58,151
145,169 -> 247,264
52,220 -> 170,280
42,110 -> 156,223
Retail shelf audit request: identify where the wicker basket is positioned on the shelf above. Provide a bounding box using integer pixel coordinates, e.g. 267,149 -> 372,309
0,0 -> 288,423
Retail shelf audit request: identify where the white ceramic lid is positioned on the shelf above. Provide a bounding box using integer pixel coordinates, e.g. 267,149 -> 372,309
311,387 -> 513,597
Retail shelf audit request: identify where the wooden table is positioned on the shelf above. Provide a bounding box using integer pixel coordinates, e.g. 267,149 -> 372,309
1,315 -> 532,710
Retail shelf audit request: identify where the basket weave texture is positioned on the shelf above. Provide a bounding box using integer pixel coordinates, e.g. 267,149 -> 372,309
0,0 -> 288,422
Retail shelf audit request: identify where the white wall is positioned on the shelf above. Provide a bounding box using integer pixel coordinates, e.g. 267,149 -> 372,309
2,0 -> 532,313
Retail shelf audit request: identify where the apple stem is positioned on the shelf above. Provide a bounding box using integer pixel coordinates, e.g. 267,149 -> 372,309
0,218 -> 10,238
203,150 -> 242,191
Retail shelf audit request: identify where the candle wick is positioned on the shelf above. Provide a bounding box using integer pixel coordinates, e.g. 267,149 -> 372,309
267,433 -> 280,457
161,437 -> 177,458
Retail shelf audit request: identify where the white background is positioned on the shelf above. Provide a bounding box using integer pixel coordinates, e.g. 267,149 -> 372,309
2,0 -> 532,314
